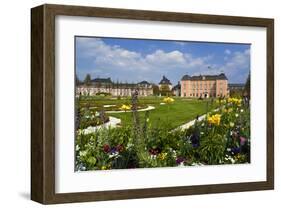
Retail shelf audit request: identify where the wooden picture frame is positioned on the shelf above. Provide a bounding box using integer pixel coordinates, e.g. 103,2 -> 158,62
31,4 -> 274,204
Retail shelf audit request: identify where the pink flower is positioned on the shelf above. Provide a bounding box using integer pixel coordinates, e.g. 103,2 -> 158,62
240,136 -> 247,145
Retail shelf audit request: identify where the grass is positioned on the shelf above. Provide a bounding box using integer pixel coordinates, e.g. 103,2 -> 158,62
78,96 -> 218,129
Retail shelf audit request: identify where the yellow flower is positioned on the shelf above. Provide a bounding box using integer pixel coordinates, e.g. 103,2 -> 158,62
224,108 -> 233,113
120,104 -> 131,111
158,152 -> 168,160
163,97 -> 175,104
227,97 -> 242,106
101,166 -> 107,170
207,114 -> 221,126
229,122 -> 235,127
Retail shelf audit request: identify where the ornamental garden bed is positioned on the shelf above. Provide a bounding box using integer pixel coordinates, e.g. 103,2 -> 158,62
75,97 -> 250,171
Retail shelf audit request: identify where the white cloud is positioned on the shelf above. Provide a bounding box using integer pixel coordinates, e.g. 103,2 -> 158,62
145,50 -> 186,65
76,37 -> 249,84
76,37 -> 214,84
224,49 -> 231,55
219,49 -> 250,83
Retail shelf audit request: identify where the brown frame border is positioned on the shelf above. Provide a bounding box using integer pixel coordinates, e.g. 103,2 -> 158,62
31,4 -> 274,204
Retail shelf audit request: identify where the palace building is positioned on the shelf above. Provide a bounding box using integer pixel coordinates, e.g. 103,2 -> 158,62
76,78 -> 153,97
159,75 -> 172,90
180,73 -> 229,98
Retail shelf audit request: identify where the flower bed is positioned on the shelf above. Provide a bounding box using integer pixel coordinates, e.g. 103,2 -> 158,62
78,102 -> 148,112
77,108 -> 110,129
75,97 -> 250,171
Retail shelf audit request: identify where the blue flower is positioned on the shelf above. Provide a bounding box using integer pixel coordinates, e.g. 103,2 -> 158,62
190,132 -> 200,148
110,147 -> 117,154
231,147 -> 241,155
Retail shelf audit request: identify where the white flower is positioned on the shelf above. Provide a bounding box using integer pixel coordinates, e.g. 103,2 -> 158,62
235,113 -> 239,117
177,162 -> 185,167
109,152 -> 119,158
126,143 -> 134,149
150,155 -> 157,160
79,150 -> 87,157
77,129 -> 83,136
240,109 -> 244,112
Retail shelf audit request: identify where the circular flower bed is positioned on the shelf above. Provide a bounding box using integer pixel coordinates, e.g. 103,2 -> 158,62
77,108 -> 110,129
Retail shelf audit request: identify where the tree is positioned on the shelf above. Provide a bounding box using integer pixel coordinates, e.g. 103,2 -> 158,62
84,74 -> 92,86
75,74 -> 81,85
243,74 -> 250,98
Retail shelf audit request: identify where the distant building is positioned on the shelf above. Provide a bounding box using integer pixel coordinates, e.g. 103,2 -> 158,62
159,75 -> 172,90
180,73 -> 229,98
172,82 -> 181,96
228,83 -> 245,91
76,78 -> 153,97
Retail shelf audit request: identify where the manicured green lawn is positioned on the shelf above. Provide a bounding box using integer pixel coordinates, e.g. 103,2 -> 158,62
111,99 -> 216,128
78,96 -> 218,129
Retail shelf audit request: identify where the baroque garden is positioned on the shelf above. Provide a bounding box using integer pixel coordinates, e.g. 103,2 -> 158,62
75,73 -> 250,171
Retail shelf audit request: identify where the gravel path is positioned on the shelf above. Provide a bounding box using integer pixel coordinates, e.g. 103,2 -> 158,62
82,116 -> 121,134
175,108 -> 220,131
175,114 -> 207,131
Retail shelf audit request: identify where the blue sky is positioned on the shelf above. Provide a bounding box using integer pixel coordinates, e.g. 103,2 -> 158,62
76,36 -> 250,85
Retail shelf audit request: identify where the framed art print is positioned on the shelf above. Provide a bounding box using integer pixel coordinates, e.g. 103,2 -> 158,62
31,4 -> 274,204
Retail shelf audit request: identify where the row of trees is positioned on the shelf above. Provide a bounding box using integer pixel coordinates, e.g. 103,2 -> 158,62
76,74 -> 91,86
229,74 -> 250,99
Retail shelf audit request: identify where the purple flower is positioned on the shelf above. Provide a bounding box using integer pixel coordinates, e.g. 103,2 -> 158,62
110,147 -> 117,154
190,132 -> 200,148
240,136 -> 247,146
176,157 -> 185,164
231,147 -> 241,155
